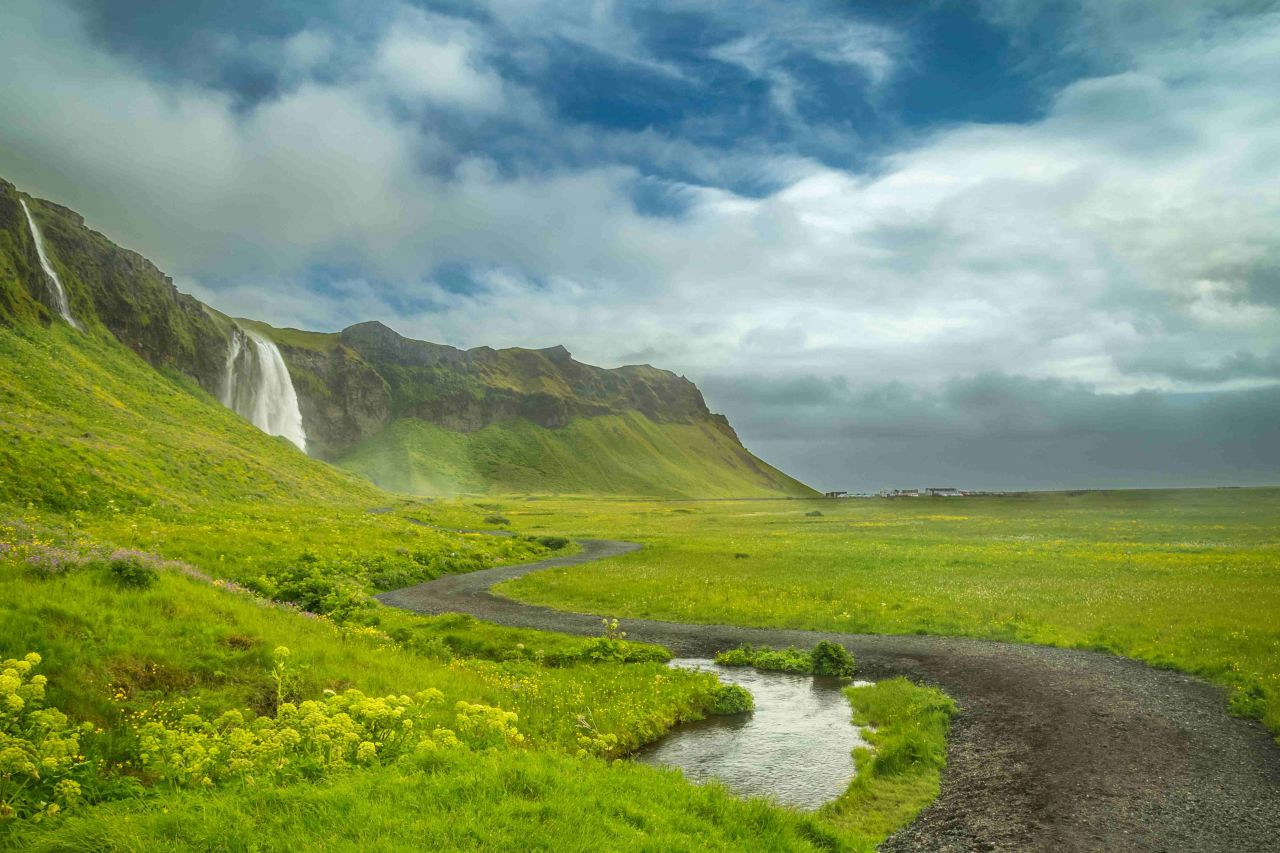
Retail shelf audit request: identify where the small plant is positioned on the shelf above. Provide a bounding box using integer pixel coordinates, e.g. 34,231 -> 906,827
535,535 -> 570,551
270,646 -> 293,715
106,550 -> 158,589
810,641 -> 856,677
806,510 -> 824,517
483,515 -> 510,526
582,618 -> 628,662
710,684 -> 754,715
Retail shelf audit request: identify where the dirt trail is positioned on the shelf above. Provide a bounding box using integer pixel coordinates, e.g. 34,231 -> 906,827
377,539 -> 1280,852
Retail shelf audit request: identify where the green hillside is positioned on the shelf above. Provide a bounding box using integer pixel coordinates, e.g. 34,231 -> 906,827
2,176 -> 814,499
339,411 -> 816,497
0,321 -> 369,513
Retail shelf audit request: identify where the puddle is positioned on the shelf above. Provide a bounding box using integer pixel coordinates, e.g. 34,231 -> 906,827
635,658 -> 869,810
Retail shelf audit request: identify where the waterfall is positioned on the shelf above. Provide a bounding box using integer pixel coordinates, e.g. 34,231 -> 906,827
20,199 -> 81,330
221,324 -> 308,452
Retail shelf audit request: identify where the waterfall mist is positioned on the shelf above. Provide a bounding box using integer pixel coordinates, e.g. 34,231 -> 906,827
20,199 -> 81,330
221,325 -> 308,452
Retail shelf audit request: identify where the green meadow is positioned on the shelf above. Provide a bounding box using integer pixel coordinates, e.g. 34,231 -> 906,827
498,489 -> 1280,738
1,322 -> 950,850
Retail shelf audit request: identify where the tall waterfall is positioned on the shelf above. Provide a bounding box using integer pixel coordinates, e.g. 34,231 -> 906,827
221,325 -> 308,452
20,199 -> 82,330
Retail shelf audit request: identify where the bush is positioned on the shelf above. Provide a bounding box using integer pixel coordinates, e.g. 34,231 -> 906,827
535,536 -> 570,551
810,641 -> 856,677
483,515 -> 510,526
105,551 -> 158,589
710,684 -> 754,715
252,559 -> 373,622
805,510 -> 824,517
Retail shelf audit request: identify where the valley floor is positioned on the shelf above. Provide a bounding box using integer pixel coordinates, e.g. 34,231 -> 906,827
380,532 -> 1280,852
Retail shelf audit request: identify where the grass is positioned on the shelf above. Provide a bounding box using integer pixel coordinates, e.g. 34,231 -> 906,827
338,412 -> 816,498
17,749 -> 844,852
823,679 -> 956,849
0,316 -> 948,849
496,490 -> 1280,739
0,322 -> 374,514
1,522 -> 948,852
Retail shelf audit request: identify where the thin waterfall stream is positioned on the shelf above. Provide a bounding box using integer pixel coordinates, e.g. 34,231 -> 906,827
20,199 -> 81,330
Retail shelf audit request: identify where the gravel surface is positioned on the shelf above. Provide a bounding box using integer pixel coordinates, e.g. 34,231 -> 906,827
377,539 -> 1280,852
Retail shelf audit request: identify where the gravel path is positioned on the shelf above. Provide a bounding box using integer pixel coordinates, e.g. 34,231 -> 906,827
377,539 -> 1280,852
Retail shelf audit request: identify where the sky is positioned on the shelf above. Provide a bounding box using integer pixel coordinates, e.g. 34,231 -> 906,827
2,0 -> 1278,491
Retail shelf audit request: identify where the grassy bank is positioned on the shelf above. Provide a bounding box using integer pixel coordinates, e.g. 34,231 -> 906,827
825,679 -> 956,849
496,490 -> 1280,738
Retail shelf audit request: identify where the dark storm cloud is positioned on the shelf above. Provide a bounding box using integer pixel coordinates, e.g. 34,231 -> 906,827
709,375 -> 1280,491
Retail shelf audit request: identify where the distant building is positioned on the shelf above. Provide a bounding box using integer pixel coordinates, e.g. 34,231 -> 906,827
823,491 -> 848,498
927,487 -> 964,497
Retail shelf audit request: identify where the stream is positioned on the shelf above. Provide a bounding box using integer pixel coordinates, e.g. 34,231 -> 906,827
635,658 -> 869,810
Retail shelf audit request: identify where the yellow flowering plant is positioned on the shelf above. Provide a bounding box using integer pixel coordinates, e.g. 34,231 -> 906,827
0,654 -> 91,823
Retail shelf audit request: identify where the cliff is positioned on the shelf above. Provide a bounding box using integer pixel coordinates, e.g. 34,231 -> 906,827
0,177 -> 816,498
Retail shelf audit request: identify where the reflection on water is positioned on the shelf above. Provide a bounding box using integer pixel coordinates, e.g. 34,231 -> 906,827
635,658 -> 869,810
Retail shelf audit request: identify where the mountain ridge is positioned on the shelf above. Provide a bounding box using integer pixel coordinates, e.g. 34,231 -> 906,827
0,178 -> 816,498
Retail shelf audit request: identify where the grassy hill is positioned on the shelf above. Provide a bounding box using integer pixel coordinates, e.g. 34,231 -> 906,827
339,411 -> 815,497
2,176 -> 815,499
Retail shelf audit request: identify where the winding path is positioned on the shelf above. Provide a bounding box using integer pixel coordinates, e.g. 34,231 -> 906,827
378,539 -> 1280,852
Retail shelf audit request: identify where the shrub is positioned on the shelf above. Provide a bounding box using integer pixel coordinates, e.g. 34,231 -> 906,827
453,702 -> 524,750
105,551 -> 158,589
810,641 -> 856,677
22,547 -> 89,579
710,684 -> 754,715
252,560 -> 373,622
805,510 -> 824,517
0,653 -> 93,823
483,515 -> 511,526
536,536 -> 570,551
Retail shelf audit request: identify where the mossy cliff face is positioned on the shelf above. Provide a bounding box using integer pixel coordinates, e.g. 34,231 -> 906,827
337,321 -> 714,431
1,177 -> 815,497
0,179 -> 231,396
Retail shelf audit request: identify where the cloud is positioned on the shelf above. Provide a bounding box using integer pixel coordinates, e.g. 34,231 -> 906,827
1,0 -> 1278,489
374,10 -> 507,110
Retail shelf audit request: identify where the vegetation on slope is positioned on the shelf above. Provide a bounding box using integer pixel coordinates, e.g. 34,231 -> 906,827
338,412 -> 816,498
497,491 -> 1280,740
0,322 -> 369,513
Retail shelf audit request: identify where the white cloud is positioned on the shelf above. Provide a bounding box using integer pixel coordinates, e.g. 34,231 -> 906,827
374,11 -> 507,110
2,0 -> 1279,488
